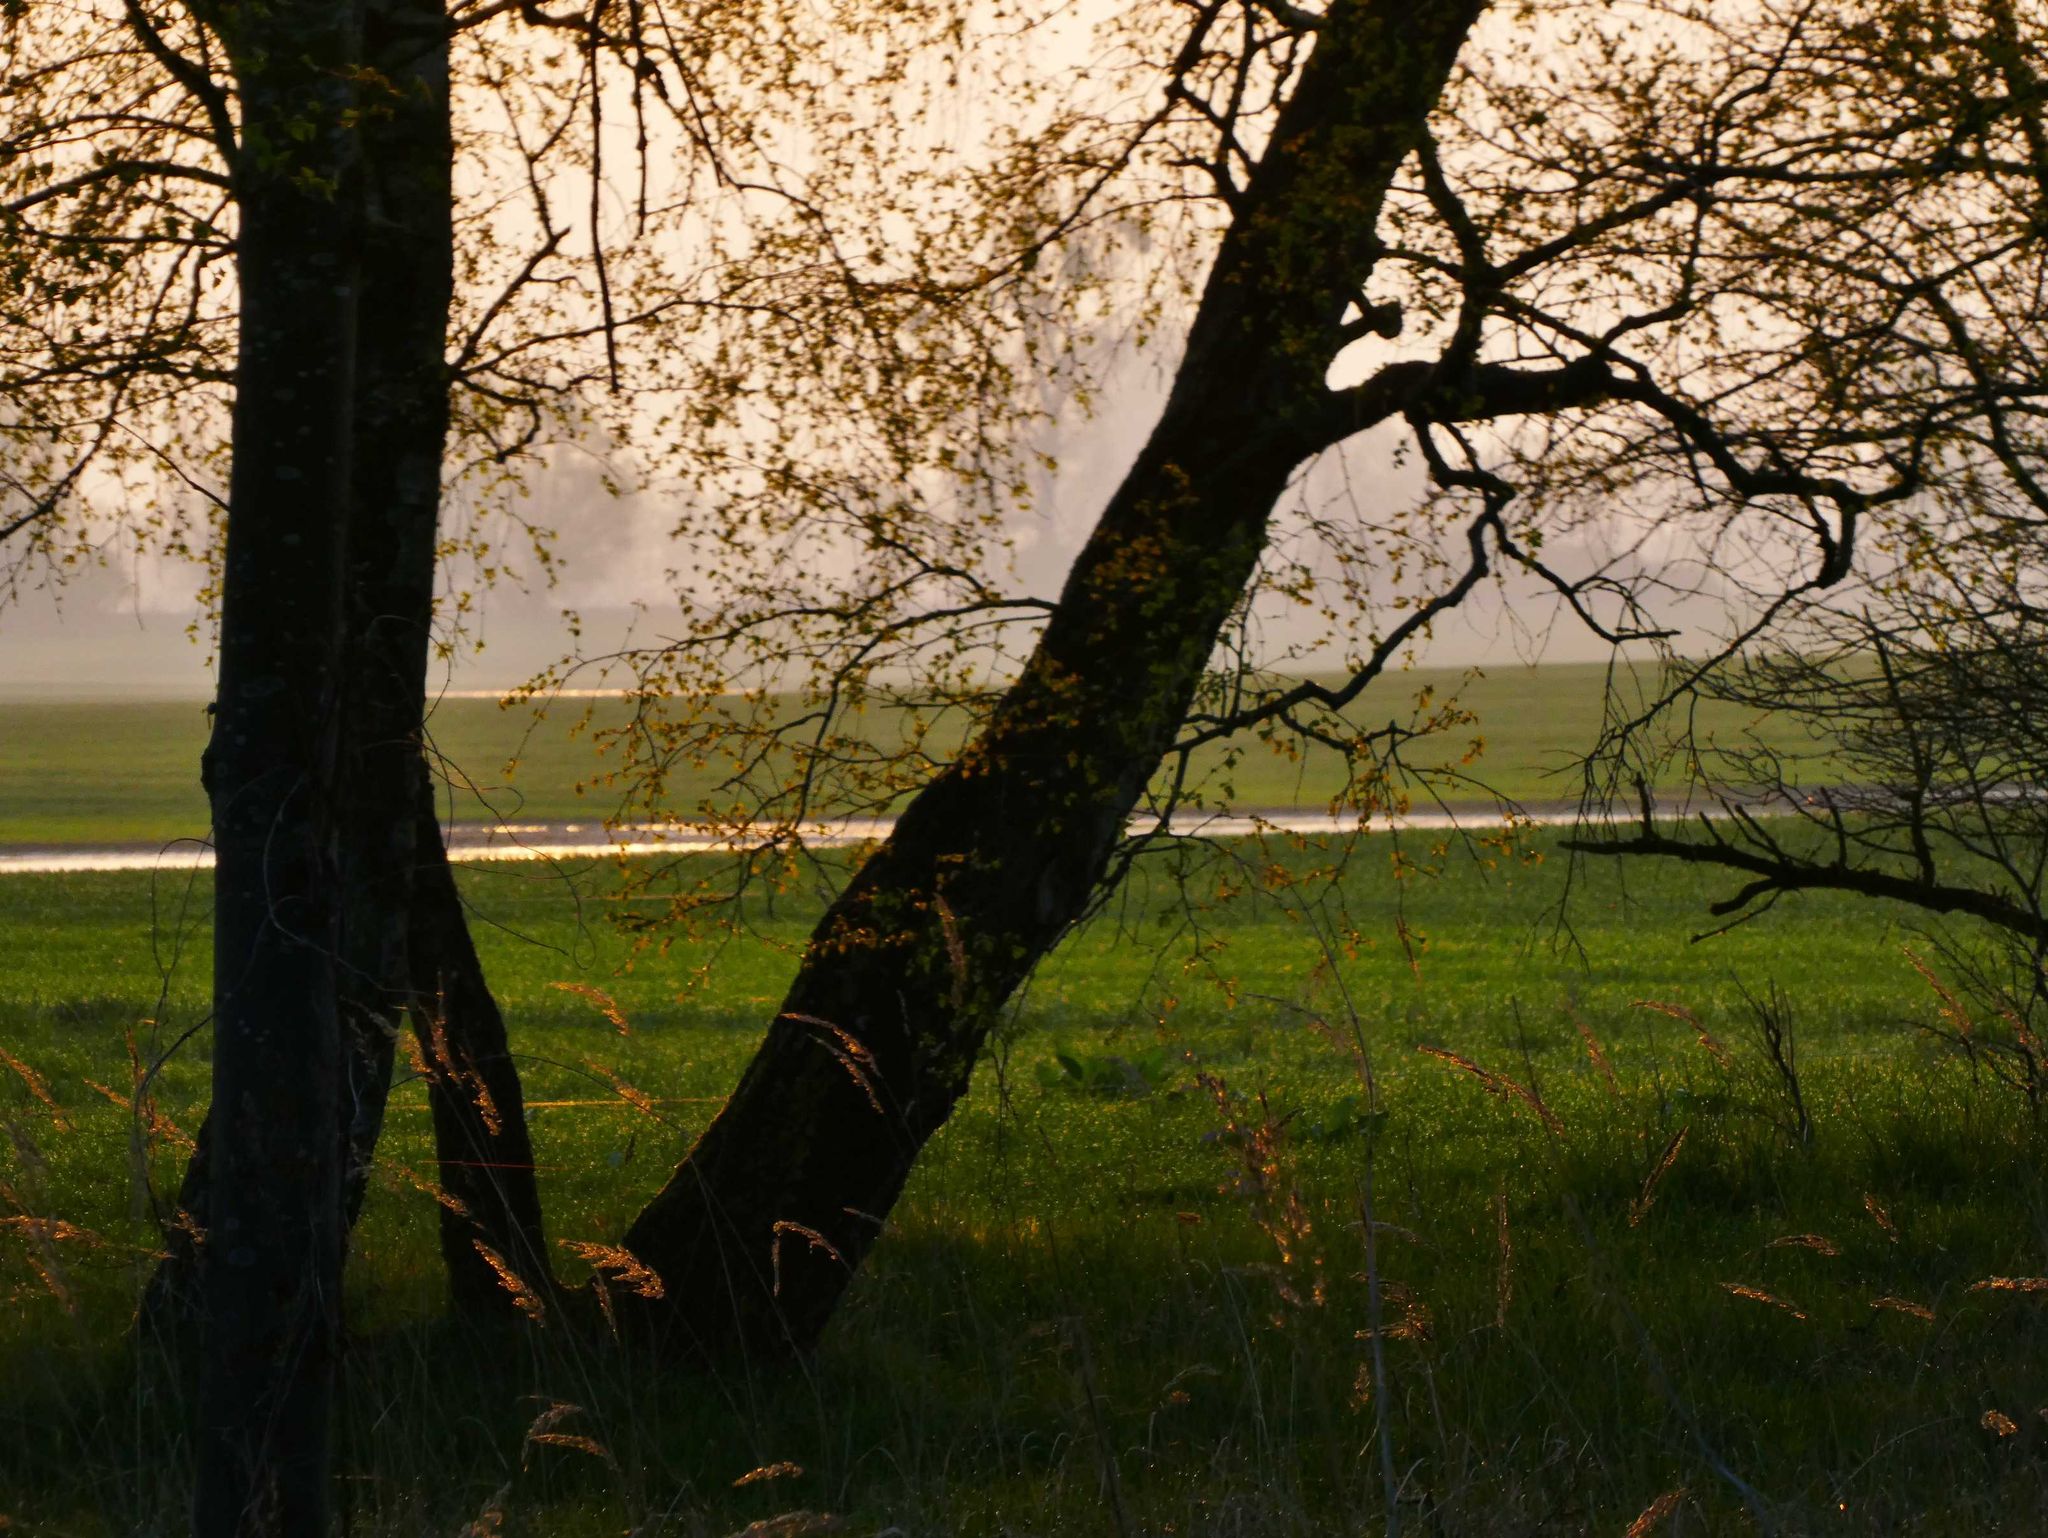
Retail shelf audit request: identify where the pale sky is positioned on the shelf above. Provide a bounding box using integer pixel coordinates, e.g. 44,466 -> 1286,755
0,345 -> 1753,702
0,292 -> 1771,702
0,0 -> 1848,703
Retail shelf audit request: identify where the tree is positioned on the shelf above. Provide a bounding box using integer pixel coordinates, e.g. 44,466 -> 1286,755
614,0 -> 1502,1356
129,0 -> 554,1340
597,0 -> 2048,1355
8,0 -> 1075,1396
108,0 -> 1044,1342
1563,455 -> 2048,1096
1555,0 -> 2048,1061
183,1 -> 362,1527
13,0 -> 971,1328
4,0 -> 586,1520
12,0 -> 2048,1408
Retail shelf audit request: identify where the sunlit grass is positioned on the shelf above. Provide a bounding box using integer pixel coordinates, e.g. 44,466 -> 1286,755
0,660 -> 1832,846
2,836 -> 2043,1533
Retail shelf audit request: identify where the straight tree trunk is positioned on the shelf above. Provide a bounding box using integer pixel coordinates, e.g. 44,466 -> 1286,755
191,1 -> 365,1531
620,0 -> 1487,1358
333,0 -> 460,1240
141,0 -> 553,1342
337,0 -> 554,1318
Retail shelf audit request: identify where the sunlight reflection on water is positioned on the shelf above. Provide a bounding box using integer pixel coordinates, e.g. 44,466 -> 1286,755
0,809 -> 1592,875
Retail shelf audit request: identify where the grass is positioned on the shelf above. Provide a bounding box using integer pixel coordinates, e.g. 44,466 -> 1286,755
4,827 -> 2047,1534
0,659 -> 1828,846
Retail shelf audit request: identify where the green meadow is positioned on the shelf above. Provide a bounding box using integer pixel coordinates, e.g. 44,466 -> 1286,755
4,823 -> 2047,1533
0,660 -> 1827,846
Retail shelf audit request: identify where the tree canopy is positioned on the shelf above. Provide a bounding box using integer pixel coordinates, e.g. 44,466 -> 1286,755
588,0 -> 2048,888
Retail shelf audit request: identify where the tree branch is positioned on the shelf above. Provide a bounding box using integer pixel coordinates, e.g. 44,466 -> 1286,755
2,158 -> 232,216
1564,824 -> 2048,945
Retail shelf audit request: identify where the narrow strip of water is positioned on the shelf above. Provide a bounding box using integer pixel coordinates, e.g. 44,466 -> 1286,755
0,808 -> 1611,875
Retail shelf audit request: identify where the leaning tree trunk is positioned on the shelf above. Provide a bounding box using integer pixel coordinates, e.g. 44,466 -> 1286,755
140,0 -> 552,1341
619,0 -> 1486,1358
190,2 -> 363,1532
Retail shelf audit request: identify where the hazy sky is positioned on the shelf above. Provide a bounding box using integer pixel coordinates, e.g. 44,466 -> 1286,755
0,355 -> 1744,702
0,0 -> 1808,705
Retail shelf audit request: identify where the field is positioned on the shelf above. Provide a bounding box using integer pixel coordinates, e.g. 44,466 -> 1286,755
0,660 -> 1830,847
5,814 -> 2048,1534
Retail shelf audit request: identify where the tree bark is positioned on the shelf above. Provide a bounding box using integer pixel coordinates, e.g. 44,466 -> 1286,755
190,2 -> 364,1531
141,0 -> 554,1344
619,0 -> 1487,1358
339,0 -> 553,1319
407,799 -> 555,1315
334,0 -> 458,1240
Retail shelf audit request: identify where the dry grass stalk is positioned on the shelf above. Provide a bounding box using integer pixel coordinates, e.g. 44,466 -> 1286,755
1901,946 -> 1974,1038
1623,1488 -> 1688,1536
1349,1359 -> 1373,1409
1968,1275 -> 2048,1294
473,1241 -> 546,1322
114,1025 -> 193,1210
455,1486 -> 509,1537
0,1212 -> 82,1317
1352,1279 -> 1434,1343
732,1461 -> 804,1488
0,1215 -> 97,1244
380,1158 -> 471,1219
400,1025 -> 433,1083
0,1047 -> 70,1132
80,1077 -> 195,1151
722,1515 -> 845,1538
782,1014 -> 883,1115
1194,1068 -> 1325,1307
18,1249 -> 76,1316
559,1238 -> 662,1331
1767,1233 -> 1839,1256
1570,1008 -> 1618,1095
579,1058 -> 662,1121
164,1204 -> 204,1254
1994,1000 -> 2044,1073
558,1238 -> 665,1299
1720,1282 -> 1808,1320
1632,1000 -> 1733,1069
546,980 -> 632,1034
1869,1295 -> 1935,1321
769,1220 -> 846,1298
454,1035 -> 503,1136
1863,1193 -> 1900,1242
0,1175 -> 92,1315
1629,1124 -> 1689,1227
417,1012 -> 504,1135
1415,1045 -> 1563,1136
521,1401 -> 615,1469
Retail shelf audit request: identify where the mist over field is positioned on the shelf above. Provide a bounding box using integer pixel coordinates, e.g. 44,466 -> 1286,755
0,408 -> 1750,701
